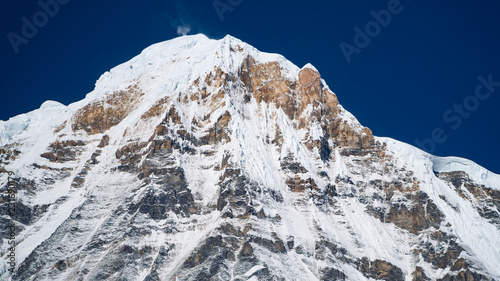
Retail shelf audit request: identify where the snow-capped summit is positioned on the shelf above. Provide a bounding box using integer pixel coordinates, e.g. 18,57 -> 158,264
1,34 -> 499,280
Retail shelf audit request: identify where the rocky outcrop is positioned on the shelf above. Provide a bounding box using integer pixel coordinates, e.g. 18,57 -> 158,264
129,166 -> 198,219
71,85 -> 144,134
359,258 -> 404,281
0,145 -> 21,165
436,171 -> 500,226
40,140 -> 86,163
383,191 -> 443,234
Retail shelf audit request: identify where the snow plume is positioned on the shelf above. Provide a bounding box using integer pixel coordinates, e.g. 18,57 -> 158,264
168,0 -> 193,37
176,24 -> 191,36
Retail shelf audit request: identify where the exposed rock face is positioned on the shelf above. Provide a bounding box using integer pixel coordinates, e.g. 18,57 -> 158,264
71,85 -> 144,134
238,55 -> 373,151
40,140 -> 86,163
0,145 -> 21,165
1,35 -> 499,281
436,171 -> 500,226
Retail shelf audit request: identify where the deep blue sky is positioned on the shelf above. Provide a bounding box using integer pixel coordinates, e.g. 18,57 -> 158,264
1,0 -> 499,173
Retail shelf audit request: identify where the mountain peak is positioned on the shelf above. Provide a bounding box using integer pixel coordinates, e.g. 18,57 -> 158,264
301,62 -> 319,72
1,35 -> 499,281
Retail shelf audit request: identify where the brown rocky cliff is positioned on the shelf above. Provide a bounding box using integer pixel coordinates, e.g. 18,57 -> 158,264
238,55 -> 373,152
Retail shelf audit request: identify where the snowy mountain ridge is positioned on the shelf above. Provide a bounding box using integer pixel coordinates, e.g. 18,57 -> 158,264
0,34 -> 499,281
